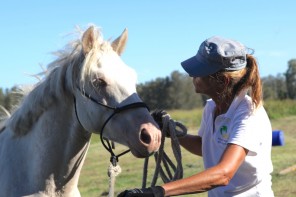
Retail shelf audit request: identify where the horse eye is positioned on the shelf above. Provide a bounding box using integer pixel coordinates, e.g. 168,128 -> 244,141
92,78 -> 107,88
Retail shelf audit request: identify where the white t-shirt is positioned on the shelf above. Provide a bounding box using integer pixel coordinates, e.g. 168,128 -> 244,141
198,91 -> 274,197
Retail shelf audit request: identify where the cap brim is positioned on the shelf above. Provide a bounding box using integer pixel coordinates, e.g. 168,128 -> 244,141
181,55 -> 221,77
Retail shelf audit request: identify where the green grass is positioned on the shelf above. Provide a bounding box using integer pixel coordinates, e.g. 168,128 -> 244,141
78,111 -> 296,196
269,116 -> 296,197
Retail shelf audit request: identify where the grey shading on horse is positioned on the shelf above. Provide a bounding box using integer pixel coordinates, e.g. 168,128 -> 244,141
0,25 -> 162,197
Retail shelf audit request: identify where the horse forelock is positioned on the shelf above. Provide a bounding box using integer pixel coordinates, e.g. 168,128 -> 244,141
79,40 -> 112,86
80,44 -> 138,97
7,27 -> 107,136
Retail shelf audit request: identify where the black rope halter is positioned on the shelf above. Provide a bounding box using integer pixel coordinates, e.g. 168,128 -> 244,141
74,86 -> 150,166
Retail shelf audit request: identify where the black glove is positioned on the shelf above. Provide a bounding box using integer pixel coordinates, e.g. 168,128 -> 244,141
151,109 -> 168,130
117,186 -> 165,197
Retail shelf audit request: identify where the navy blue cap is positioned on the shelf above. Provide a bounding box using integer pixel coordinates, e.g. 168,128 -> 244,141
181,36 -> 247,77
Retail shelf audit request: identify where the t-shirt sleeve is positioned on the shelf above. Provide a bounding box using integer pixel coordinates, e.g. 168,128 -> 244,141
228,103 -> 262,156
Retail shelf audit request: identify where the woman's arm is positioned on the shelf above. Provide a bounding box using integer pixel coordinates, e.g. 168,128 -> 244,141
162,143 -> 249,196
178,134 -> 202,156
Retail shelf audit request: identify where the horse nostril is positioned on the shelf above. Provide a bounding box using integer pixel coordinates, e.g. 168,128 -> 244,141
140,129 -> 151,145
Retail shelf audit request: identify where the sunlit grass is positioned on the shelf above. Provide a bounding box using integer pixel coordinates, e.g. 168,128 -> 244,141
78,109 -> 296,196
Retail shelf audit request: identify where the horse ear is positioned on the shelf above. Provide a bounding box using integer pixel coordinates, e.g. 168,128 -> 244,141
111,28 -> 128,56
82,26 -> 97,54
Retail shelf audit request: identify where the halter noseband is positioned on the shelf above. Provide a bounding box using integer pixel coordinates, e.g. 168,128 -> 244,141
74,86 -> 150,166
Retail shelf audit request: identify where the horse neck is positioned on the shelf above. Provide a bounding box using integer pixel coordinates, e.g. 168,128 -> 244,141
11,63 -> 90,192
24,93 -> 91,193
45,95 -> 91,184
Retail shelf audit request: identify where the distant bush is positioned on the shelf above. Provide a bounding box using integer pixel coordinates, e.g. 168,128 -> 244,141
264,99 -> 296,119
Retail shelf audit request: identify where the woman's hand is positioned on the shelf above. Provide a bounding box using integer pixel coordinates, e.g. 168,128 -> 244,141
117,186 -> 165,197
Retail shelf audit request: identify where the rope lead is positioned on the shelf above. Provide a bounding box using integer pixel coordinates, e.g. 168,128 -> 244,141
142,112 -> 187,188
108,162 -> 122,197
106,111 -> 187,196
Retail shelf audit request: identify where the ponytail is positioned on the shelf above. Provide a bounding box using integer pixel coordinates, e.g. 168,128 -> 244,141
245,54 -> 263,108
215,54 -> 263,109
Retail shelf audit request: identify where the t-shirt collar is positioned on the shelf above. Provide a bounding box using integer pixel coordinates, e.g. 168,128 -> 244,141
224,90 -> 248,118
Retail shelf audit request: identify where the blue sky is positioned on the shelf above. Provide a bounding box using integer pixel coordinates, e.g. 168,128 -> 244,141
1,0 -> 296,89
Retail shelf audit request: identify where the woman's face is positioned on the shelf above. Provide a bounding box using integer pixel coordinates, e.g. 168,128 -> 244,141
192,76 -> 217,97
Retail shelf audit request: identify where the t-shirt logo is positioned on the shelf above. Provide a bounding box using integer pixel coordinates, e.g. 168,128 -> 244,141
220,125 -> 229,140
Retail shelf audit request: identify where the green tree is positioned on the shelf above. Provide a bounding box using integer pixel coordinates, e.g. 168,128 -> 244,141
275,74 -> 288,100
0,88 -> 4,106
0,86 -> 24,112
168,71 -> 203,109
137,71 -> 204,110
3,88 -> 11,110
285,59 -> 296,99
137,77 -> 172,109
262,74 -> 287,100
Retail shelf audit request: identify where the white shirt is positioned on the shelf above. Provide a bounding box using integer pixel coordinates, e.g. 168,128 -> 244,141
198,91 -> 274,197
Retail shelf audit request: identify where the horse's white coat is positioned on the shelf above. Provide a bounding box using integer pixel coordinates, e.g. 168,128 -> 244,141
0,26 -> 161,196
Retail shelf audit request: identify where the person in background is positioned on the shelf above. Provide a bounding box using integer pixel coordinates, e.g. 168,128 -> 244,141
118,36 -> 274,197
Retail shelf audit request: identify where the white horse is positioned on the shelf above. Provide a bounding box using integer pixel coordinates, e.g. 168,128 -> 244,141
0,26 -> 161,197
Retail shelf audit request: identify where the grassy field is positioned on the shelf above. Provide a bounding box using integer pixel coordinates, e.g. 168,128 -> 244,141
78,110 -> 296,196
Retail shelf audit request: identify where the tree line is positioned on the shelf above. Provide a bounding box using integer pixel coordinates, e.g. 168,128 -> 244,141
0,86 -> 23,113
1,59 -> 296,113
137,59 -> 296,109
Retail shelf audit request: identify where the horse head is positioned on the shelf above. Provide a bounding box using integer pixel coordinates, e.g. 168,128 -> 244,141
73,26 -> 162,158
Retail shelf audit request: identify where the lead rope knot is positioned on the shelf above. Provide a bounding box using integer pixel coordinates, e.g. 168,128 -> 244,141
108,159 -> 122,197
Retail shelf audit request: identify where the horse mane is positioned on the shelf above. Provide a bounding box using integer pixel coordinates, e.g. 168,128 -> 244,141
7,26 -> 112,136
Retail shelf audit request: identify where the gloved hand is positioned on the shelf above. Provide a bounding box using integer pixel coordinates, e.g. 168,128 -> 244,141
117,186 -> 165,197
151,109 -> 168,130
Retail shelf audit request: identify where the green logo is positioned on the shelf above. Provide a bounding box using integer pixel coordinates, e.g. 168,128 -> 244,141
220,125 -> 229,139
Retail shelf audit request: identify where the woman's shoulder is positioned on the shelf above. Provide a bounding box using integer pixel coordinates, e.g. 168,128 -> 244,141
234,95 -> 268,120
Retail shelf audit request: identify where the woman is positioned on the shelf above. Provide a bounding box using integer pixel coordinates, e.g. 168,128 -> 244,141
118,36 -> 274,196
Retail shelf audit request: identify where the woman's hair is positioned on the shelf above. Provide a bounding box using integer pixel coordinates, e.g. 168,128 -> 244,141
210,54 -> 263,109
